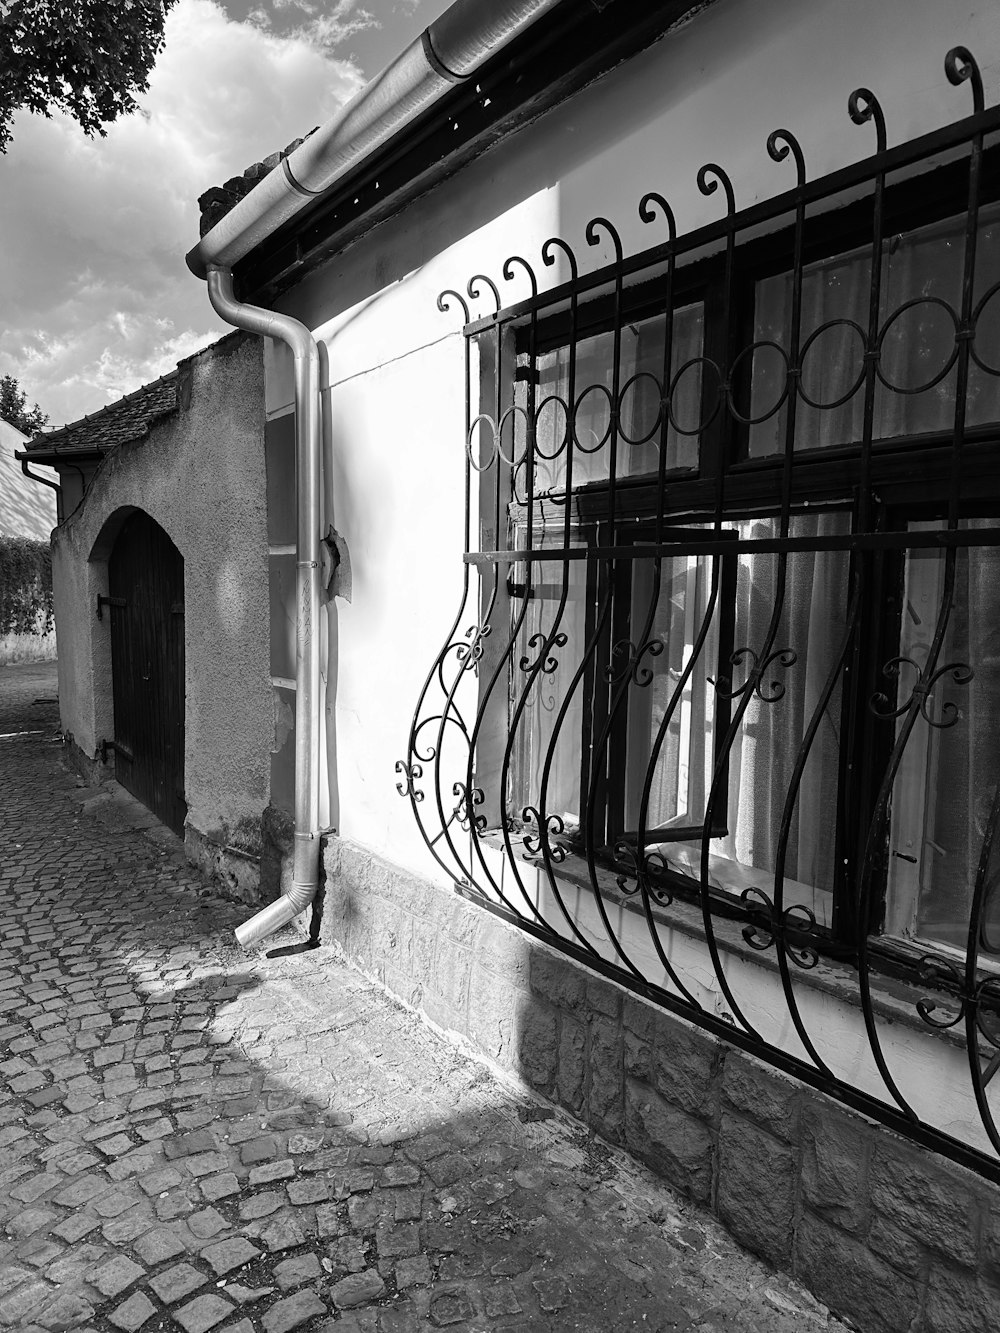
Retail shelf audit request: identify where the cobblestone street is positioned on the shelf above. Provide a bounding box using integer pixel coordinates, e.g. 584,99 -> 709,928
0,662 -> 848,1333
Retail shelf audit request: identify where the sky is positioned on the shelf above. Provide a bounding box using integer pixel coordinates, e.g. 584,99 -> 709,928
0,0 -> 445,432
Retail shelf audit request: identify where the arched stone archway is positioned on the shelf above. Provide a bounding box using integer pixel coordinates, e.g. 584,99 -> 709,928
105,511 -> 186,833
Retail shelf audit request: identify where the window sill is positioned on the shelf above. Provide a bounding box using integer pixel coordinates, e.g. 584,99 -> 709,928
479,829 -> 983,1055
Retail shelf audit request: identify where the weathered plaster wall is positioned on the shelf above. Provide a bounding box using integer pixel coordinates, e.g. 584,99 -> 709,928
265,0 -> 1000,883
52,333 -> 271,887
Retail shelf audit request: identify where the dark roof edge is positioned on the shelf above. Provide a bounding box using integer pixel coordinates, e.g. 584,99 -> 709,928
17,368 -> 180,458
15,328 -> 252,462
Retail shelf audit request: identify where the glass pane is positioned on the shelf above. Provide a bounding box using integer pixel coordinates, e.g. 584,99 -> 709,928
886,523 -> 1000,954
623,548 -> 720,834
655,512 -> 851,921
510,555 -> 590,836
748,201 -> 1000,456
533,303 -> 704,492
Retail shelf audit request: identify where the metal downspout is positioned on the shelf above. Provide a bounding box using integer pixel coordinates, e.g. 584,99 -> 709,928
206,266 -> 323,948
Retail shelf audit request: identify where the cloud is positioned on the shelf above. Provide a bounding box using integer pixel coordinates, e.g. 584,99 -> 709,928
252,0 -> 380,54
0,0 -> 365,428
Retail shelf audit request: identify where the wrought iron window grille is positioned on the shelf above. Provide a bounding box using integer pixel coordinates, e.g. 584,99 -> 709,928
399,46 -> 1000,1179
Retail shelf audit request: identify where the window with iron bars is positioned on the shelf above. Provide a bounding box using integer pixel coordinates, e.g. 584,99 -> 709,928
400,47 -> 1000,1179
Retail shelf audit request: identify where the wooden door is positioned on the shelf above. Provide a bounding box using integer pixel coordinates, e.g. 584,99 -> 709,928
107,513 -> 186,834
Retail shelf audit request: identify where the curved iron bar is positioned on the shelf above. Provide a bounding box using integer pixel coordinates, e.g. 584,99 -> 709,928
467,273 -> 501,316
874,295 -> 960,396
437,288 -> 471,322
399,291 -> 479,884
848,87 -> 887,153
970,277 -> 1000,377
855,559 -> 962,1122
946,45 -> 985,115
666,355 -> 725,437
797,317 -> 869,410
767,577 -> 864,1079
699,130 -> 809,1037
480,291 -> 562,930
462,563 -> 545,920
966,781 -> 1000,1154
621,186 -> 712,1003
844,67 -> 929,1124
502,253 -> 539,300
726,338 -> 791,426
519,233 -> 620,960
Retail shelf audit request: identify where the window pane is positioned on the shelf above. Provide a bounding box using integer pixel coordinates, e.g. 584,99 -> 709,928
623,548 -> 720,834
533,303 -> 704,492
748,202 -> 1000,456
655,512 -> 851,921
886,523 -> 1000,954
510,555 -> 589,834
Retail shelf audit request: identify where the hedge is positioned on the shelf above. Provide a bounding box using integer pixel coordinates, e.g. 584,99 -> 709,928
0,536 -> 54,636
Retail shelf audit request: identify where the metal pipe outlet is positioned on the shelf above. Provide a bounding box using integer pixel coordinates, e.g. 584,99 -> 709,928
206,267 -> 323,948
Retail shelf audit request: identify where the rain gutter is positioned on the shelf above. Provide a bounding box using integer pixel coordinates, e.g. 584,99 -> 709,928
196,0 -> 574,948
207,268 -> 323,949
186,0 -> 566,282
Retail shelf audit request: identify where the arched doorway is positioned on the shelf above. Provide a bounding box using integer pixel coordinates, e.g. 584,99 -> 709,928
107,512 -> 186,833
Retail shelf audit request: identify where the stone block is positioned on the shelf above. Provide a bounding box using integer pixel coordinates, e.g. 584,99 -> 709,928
109,1291 -> 157,1331
794,1211 -> 920,1333
330,1269 -> 385,1308
263,1290 -> 327,1331
149,1262 -> 207,1304
89,1254 -> 146,1298
869,1139 -> 981,1266
586,975 -> 622,1019
529,950 -> 586,1013
721,1050 -> 800,1142
516,997 -> 558,1090
650,1013 -> 719,1121
799,1099 -> 871,1235
175,1293 -> 234,1333
467,967 -> 515,1067
624,1077 -> 713,1203
274,1253 -> 322,1289
623,1029 -> 651,1082
443,893 -> 482,950
588,1016 -> 624,1142
434,942 -> 473,1016
476,916 -> 530,992
717,1112 -> 796,1266
556,1014 -> 586,1114
923,1266 -> 1000,1333
868,1214 -> 925,1280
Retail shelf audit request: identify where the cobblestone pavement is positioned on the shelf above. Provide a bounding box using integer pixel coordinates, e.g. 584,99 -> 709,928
0,662 -> 850,1333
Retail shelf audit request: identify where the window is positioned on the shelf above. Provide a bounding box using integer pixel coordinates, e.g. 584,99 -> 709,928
478,162 -> 1000,965
400,53 -> 1000,1176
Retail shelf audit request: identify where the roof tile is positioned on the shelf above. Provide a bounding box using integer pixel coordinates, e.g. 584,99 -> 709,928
22,372 -> 179,461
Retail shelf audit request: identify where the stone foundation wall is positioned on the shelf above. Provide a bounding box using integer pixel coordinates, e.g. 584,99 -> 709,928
319,835 -> 1000,1333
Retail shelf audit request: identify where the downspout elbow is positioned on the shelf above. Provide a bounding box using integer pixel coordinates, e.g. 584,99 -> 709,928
206,267 -> 324,949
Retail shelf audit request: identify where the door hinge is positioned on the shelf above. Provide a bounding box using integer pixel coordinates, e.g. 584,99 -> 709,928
96,595 -> 126,621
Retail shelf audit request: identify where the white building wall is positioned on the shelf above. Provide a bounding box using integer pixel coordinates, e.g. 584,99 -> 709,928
269,0 -> 1000,875
263,0 -> 1000,1152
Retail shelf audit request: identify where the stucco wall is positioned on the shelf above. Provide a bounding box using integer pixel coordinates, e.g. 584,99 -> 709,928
52,333 -> 271,874
264,0 -> 1000,885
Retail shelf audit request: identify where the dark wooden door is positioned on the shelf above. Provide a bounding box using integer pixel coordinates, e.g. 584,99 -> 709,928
108,512 -> 186,834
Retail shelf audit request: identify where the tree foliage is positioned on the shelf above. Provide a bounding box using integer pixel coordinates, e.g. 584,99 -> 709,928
0,374 -> 48,436
0,536 -> 53,636
0,1 -> 177,153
